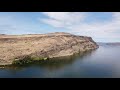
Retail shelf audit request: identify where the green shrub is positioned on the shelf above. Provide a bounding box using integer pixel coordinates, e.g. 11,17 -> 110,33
12,56 -> 48,65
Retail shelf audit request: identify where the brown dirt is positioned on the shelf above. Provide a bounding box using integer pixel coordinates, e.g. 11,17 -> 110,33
0,32 -> 99,65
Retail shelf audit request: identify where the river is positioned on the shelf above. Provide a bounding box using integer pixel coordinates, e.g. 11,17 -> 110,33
0,43 -> 120,78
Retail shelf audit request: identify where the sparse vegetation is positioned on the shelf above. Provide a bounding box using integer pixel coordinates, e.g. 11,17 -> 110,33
0,32 -> 98,65
12,56 -> 48,65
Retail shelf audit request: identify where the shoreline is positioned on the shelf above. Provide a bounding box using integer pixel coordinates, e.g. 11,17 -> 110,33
0,32 -> 99,66
0,48 -> 97,68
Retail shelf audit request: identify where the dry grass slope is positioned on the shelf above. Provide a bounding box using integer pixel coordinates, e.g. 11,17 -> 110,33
0,32 -> 99,65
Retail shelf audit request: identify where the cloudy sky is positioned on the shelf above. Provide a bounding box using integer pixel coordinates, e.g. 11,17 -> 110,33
0,12 -> 120,42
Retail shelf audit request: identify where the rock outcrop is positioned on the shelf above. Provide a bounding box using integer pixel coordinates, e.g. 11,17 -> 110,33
0,32 -> 99,65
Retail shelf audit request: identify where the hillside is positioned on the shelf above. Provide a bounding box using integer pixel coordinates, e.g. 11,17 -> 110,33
0,32 -> 99,65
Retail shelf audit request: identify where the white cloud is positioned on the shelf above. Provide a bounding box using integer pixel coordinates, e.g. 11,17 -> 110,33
0,15 -> 41,35
41,12 -> 120,42
112,12 -> 120,21
0,15 -> 17,34
0,12 -> 120,42
40,12 -> 86,27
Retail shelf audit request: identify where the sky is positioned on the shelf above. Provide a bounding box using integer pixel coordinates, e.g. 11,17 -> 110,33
0,12 -> 120,42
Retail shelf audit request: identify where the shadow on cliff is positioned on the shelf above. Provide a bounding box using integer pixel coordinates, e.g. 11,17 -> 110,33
1,49 -> 97,71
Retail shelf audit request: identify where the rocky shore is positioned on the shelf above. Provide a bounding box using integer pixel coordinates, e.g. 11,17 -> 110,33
0,32 -> 99,65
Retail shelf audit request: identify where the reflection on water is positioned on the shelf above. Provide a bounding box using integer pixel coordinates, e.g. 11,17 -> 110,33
0,44 -> 120,78
2,50 -> 95,71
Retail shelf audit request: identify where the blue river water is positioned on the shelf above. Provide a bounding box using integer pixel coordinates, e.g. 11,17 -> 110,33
0,44 -> 120,78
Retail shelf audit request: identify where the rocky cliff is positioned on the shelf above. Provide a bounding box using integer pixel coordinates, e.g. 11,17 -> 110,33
0,32 -> 99,65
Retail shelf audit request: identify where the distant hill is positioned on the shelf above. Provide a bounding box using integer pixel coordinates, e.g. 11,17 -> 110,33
97,42 -> 120,46
0,34 -> 6,35
106,43 -> 120,46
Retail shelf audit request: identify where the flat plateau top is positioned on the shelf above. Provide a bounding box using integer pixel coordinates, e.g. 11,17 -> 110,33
0,32 -> 74,38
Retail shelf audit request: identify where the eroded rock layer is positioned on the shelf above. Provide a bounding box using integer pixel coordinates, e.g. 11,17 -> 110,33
0,32 -> 99,65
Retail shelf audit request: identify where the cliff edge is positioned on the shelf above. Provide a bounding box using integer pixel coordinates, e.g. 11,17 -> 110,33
0,32 -> 99,65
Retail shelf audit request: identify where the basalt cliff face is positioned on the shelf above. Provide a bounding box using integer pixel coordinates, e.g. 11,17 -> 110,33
0,32 -> 99,65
